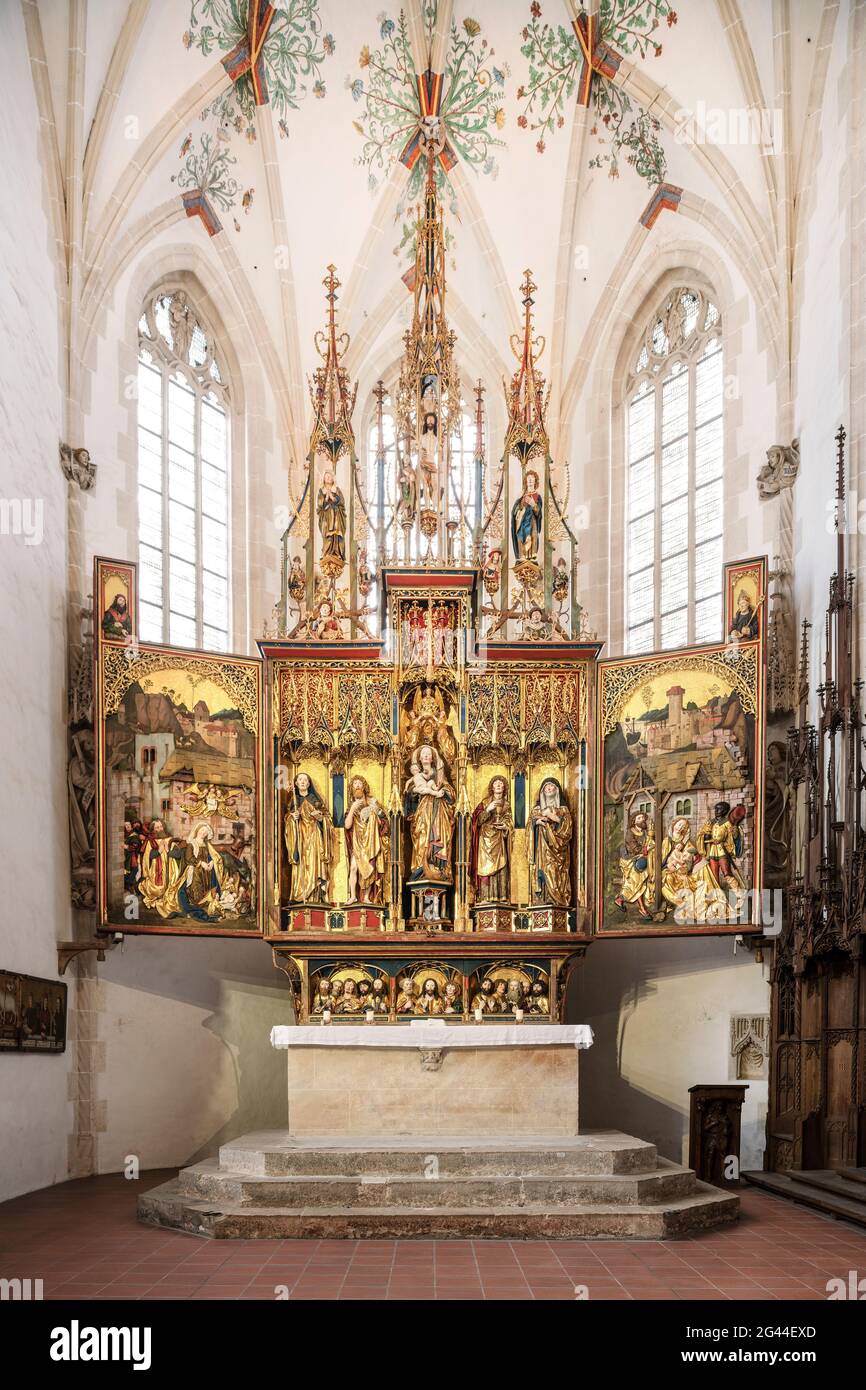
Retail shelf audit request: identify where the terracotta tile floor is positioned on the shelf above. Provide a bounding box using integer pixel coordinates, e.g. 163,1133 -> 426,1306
2,1172 -> 866,1300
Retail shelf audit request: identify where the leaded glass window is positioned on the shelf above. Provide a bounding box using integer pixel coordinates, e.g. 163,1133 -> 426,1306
624,286 -> 723,653
137,289 -> 231,652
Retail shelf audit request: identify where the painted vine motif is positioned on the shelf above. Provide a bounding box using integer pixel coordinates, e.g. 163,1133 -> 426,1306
178,0 -> 335,227
175,126 -> 240,217
517,0 -> 676,185
184,0 -> 335,120
349,10 -> 509,201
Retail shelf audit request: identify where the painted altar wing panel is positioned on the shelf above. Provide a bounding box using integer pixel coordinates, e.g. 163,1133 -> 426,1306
95,635 -> 264,937
94,555 -> 138,646
594,631 -> 766,936
724,556 -> 768,647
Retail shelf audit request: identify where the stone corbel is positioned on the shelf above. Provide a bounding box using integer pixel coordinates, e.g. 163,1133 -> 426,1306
60,442 -> 96,491
757,439 -> 800,500
418,1048 -> 444,1071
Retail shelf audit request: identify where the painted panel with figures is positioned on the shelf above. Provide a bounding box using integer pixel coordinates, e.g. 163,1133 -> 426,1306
96,641 -> 263,935
596,640 -> 765,933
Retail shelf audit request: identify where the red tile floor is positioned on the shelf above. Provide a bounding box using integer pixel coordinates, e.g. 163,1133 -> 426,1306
2,1172 -> 866,1300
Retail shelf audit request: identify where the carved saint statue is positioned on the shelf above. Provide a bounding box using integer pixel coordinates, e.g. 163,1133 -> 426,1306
336,977 -> 363,1014
403,743 -> 455,883
660,816 -> 698,914
482,546 -> 502,599
470,776 -> 513,904
470,977 -> 496,1013
288,554 -> 306,605
310,599 -> 342,641
694,801 -> 746,895
138,818 -> 182,917
311,977 -> 334,1014
529,777 -> 572,907
510,468 -> 543,563
316,469 -> 347,564
418,410 -> 438,504
527,979 -> 549,1015
397,457 -> 418,527
396,976 -> 417,1014
284,772 -> 334,903
616,810 -> 655,920
370,977 -> 389,1013
344,774 -> 389,904
416,977 -> 445,1015
443,981 -> 463,1015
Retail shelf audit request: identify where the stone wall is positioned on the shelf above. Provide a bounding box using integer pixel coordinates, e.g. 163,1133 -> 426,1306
0,2 -> 71,1202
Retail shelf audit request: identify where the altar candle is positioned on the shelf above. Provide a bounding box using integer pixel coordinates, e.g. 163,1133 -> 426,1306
515,1008 -> 524,1023
365,1008 -> 374,1023
322,1009 -> 331,1024
474,1007 -> 483,1023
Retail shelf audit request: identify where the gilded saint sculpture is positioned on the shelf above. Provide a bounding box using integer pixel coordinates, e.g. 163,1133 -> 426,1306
415,976 -> 444,1014
470,776 -> 513,903
344,774 -> 389,904
529,778 -> 572,907
284,773 -> 334,903
403,743 -> 455,884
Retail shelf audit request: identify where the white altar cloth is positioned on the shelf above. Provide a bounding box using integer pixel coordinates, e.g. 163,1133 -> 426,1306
271,1023 -> 594,1050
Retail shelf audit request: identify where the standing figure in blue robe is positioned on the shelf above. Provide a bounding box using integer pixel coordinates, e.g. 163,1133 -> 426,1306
511,468 -> 543,563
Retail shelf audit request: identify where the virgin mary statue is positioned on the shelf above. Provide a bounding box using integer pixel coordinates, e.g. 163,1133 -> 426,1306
403,743 -> 455,883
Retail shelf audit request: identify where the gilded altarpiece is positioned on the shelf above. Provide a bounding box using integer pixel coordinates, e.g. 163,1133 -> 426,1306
262,567 -> 597,1024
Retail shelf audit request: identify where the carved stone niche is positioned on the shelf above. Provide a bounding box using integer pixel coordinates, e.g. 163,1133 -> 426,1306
730,1014 -> 769,1081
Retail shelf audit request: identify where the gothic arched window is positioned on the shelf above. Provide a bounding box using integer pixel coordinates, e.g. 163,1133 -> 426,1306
624,285 -> 723,653
365,405 -> 397,570
446,409 -> 481,563
363,400 -> 482,571
137,288 -> 231,651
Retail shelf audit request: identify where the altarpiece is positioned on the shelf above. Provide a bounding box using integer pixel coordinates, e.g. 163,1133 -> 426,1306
93,143 -> 768,1025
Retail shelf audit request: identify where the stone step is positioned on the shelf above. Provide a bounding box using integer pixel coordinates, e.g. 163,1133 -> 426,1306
742,1170 -> 866,1229
217,1129 -> 659,1179
793,1170 -> 866,1205
138,1178 -> 738,1241
835,1168 -> 866,1189
177,1157 -> 697,1209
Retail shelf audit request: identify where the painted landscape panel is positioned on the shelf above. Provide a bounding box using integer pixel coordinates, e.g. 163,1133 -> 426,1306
596,641 -> 765,933
97,643 -> 263,934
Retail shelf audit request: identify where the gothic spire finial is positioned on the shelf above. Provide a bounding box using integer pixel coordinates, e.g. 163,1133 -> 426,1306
503,269 -> 550,465
307,264 -> 357,462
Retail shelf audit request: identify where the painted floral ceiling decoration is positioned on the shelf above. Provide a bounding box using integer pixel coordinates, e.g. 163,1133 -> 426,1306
348,8 -> 509,200
517,0 -> 676,185
185,0 -> 335,118
178,0 -> 335,228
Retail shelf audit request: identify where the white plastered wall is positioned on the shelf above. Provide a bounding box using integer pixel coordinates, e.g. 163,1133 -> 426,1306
570,938 -> 769,1170
0,2 -> 72,1202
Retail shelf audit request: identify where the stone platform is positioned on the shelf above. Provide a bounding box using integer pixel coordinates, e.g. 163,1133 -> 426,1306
138,1130 -> 739,1239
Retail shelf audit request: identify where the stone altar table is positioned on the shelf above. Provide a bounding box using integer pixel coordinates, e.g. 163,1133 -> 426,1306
270,1022 -> 594,1138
